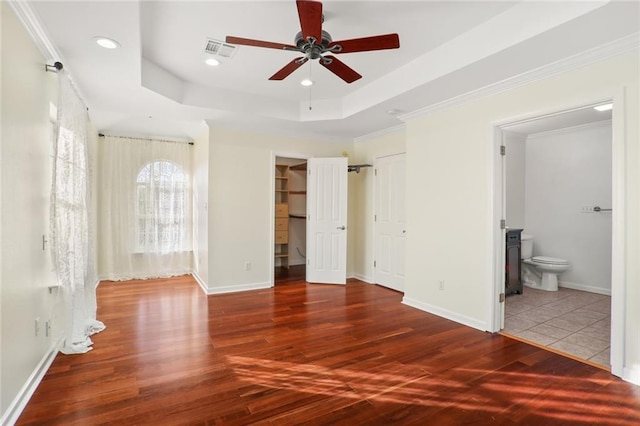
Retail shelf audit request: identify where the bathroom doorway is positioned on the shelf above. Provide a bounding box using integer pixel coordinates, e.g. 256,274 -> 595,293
492,100 -> 625,375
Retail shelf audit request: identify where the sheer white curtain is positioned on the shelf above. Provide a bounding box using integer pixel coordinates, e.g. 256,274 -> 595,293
51,71 -> 105,354
99,136 -> 193,280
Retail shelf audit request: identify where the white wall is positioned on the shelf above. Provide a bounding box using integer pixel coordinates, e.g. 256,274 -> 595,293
205,125 -> 353,293
504,131 -> 527,229
402,52 -> 639,380
1,2 -> 58,416
351,128 -> 406,282
192,122 -> 210,288
525,121 -> 612,293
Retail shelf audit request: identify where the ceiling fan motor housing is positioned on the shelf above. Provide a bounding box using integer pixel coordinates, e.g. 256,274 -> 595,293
295,30 -> 334,59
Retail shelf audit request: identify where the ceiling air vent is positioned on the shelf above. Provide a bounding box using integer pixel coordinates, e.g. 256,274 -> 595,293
204,38 -> 237,59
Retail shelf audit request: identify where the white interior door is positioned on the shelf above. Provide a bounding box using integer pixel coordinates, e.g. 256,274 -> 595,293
375,154 -> 406,292
306,157 -> 348,284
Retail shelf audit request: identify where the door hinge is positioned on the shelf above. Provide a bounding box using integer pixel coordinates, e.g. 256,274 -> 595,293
307,259 -> 310,265
375,169 -> 377,176
500,219 -> 506,230
499,293 -> 505,303
374,214 -> 377,222
308,169 -> 311,176
374,260 -> 376,268
500,145 -> 506,156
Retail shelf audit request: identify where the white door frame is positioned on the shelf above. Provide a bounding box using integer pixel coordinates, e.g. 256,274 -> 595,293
489,92 -> 626,378
270,151 -> 310,287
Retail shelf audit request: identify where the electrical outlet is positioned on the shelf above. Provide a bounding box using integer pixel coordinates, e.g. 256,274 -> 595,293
35,318 -> 40,336
439,281 -> 445,291
244,261 -> 251,271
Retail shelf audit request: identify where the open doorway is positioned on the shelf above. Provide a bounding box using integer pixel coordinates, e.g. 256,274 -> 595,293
274,156 -> 307,284
493,101 -> 623,372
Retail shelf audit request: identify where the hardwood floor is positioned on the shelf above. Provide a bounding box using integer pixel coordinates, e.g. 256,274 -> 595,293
274,265 -> 305,284
17,276 -> 640,425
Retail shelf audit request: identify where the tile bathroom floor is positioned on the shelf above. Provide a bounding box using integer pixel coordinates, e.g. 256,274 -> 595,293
503,287 -> 611,368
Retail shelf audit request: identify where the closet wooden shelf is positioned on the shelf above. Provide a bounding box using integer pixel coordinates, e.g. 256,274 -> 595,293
289,214 -> 306,219
275,176 -> 288,180
275,253 -> 289,258
290,162 -> 307,171
289,190 -> 306,195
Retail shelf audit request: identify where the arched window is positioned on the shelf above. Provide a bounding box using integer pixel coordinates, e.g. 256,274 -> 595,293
136,160 -> 189,253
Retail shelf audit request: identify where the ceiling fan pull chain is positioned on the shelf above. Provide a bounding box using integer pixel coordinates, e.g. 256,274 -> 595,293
308,61 -> 313,111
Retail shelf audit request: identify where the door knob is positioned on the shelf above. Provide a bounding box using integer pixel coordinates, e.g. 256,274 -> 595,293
337,226 -> 346,230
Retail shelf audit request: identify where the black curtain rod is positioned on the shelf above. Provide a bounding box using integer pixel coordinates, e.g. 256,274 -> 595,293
45,61 -> 63,73
98,133 -> 194,145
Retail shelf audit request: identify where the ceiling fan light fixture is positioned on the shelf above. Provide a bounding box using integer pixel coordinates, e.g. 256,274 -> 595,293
301,79 -> 314,87
205,58 -> 221,67
94,37 -> 120,49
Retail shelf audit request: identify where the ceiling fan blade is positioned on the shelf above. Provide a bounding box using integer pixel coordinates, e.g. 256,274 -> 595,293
329,33 -> 400,54
269,57 -> 309,80
320,56 -> 362,84
226,36 -> 298,51
296,0 -> 323,43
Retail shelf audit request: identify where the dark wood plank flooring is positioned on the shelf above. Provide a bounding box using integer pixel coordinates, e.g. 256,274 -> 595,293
17,276 -> 640,425
274,264 -> 305,284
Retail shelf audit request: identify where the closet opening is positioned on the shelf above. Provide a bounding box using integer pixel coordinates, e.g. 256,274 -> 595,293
274,156 -> 308,284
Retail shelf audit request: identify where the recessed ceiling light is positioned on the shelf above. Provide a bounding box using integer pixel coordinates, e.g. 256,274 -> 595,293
301,79 -> 314,87
594,103 -> 613,111
94,37 -> 120,49
205,58 -> 220,67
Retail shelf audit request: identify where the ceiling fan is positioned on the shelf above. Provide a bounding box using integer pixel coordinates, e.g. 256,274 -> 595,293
226,0 -> 400,84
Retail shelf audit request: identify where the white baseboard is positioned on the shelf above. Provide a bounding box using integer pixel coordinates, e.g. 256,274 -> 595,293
1,340 -> 60,426
402,297 -> 488,332
623,366 -> 640,386
352,273 -> 374,284
207,281 -> 272,295
559,281 -> 612,296
191,272 -> 208,295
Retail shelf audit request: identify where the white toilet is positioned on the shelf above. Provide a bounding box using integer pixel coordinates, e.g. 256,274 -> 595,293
520,233 -> 570,291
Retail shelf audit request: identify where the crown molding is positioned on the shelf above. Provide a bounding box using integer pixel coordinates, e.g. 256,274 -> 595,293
398,32 -> 640,123
353,123 -> 406,143
8,0 -> 63,63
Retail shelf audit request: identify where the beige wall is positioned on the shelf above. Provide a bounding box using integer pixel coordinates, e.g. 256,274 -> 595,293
403,52 -> 639,381
0,2 -> 58,416
351,129 -> 406,282
204,125 -> 354,292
